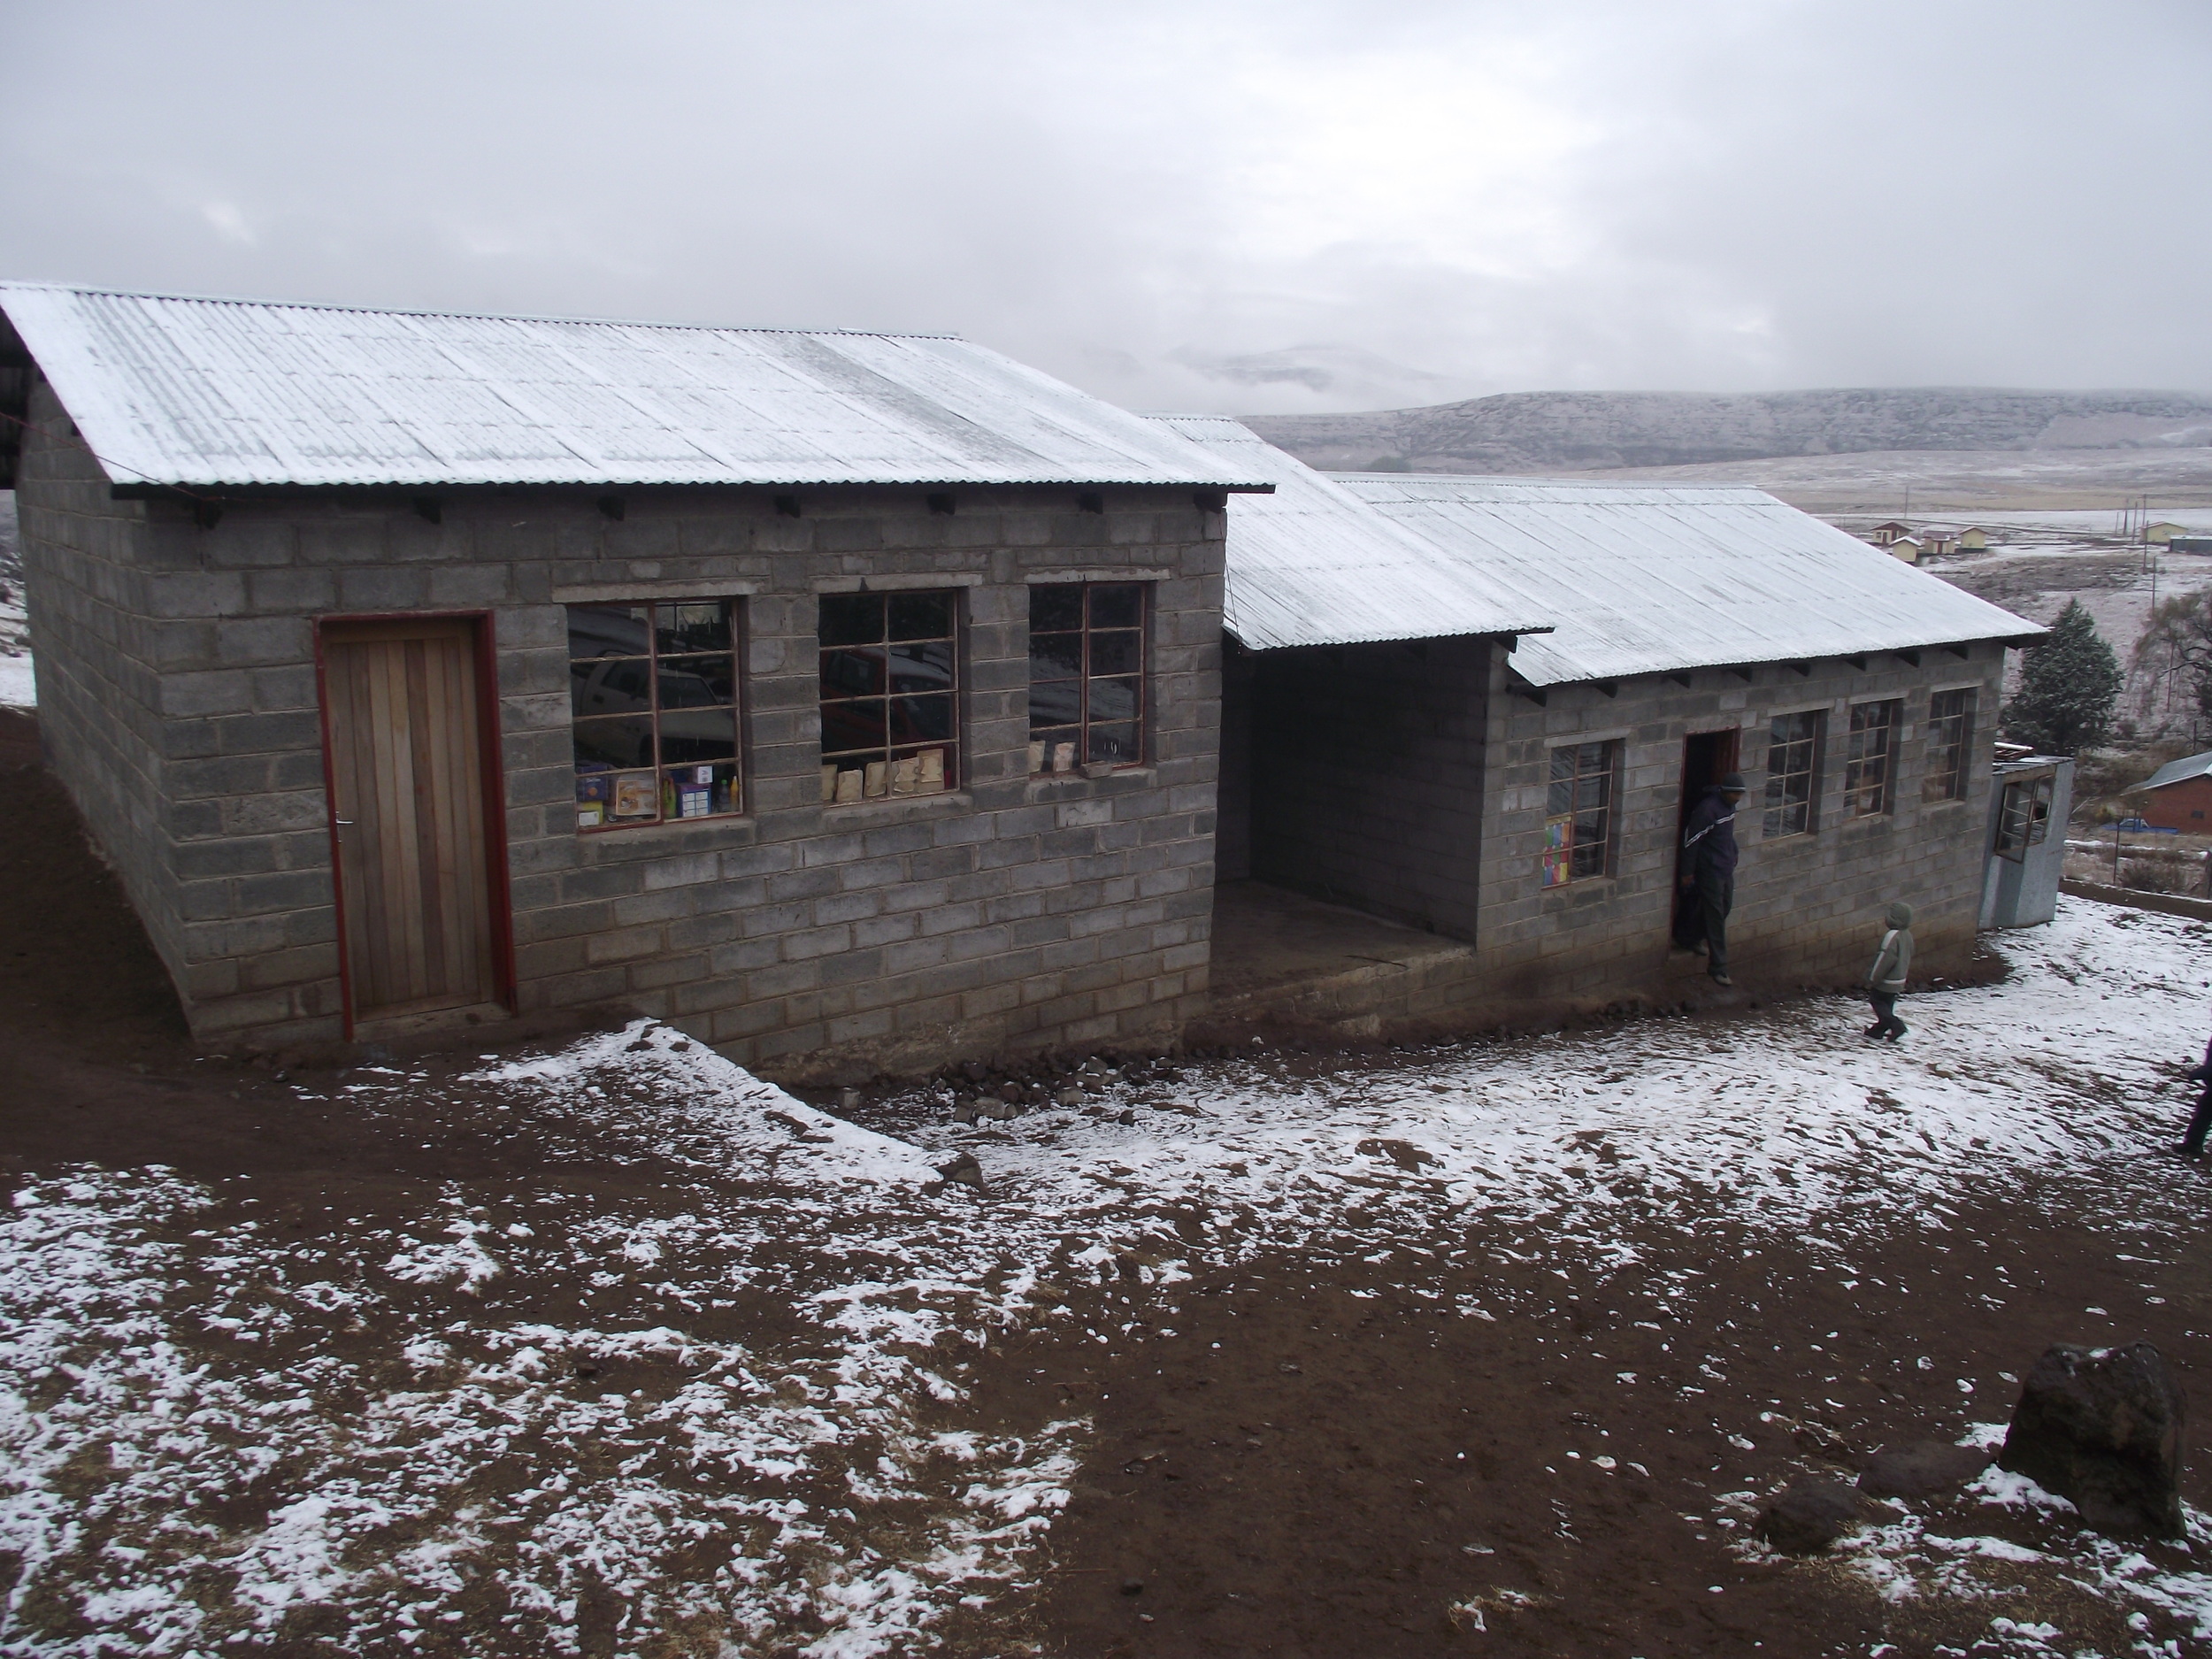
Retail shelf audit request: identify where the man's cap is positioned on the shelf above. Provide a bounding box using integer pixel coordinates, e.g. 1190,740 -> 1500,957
1719,772 -> 1747,793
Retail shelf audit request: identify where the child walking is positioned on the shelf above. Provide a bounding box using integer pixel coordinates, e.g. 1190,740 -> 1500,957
1863,902 -> 1914,1041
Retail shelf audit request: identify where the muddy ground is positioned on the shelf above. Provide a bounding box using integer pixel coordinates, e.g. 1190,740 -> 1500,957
3,703 -> 2208,1656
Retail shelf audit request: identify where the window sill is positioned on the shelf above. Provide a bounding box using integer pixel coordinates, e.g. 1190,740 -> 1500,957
820,790 -> 975,824
573,814 -> 758,860
1025,766 -> 1156,802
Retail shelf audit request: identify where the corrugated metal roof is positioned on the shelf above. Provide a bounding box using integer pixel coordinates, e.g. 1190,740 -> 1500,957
0,283 -> 1269,491
2142,751 -> 2212,791
1336,474 -> 2044,687
1145,416 -> 1552,649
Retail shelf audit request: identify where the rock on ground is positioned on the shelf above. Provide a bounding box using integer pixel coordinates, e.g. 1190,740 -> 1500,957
1998,1340 -> 2187,1539
1856,1440 -> 1994,1501
1756,1478 -> 1877,1555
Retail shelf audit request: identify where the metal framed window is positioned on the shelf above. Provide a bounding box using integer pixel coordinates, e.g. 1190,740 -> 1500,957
1541,740 -> 1617,887
567,600 -> 741,831
1844,700 -> 1901,818
818,590 -> 960,803
1763,710 -> 1823,839
1028,582 -> 1147,773
1924,687 -> 1976,803
1993,778 -> 2055,860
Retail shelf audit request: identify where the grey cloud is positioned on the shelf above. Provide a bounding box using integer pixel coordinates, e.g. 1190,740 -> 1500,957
0,0 -> 2204,414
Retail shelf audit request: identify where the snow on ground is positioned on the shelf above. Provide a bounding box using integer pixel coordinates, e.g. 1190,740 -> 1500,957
1,900 -> 2208,1655
0,655 -> 34,708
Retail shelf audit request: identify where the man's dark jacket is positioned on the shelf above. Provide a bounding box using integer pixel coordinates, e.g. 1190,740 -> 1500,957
1682,787 -> 1740,879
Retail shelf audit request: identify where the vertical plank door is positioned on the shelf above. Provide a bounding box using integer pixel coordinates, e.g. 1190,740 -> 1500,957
322,618 -> 500,1021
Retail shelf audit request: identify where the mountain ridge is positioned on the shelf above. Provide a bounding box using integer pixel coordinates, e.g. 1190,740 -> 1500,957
1241,388 -> 2212,474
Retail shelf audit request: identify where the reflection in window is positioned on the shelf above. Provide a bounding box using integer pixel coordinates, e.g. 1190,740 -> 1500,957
1028,582 -> 1147,772
1845,700 -> 1901,818
1763,710 -> 1823,838
1541,741 -> 1616,887
818,590 -> 958,803
1924,688 -> 1976,803
567,600 -> 741,831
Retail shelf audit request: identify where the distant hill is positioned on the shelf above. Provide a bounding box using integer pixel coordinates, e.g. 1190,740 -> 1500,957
1242,388 -> 2212,473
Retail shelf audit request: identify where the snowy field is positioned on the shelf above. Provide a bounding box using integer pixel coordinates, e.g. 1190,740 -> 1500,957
2,898 -> 2209,1655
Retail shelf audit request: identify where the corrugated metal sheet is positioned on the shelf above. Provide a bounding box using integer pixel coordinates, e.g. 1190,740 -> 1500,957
0,283 -> 1268,491
1337,474 -> 2044,686
2142,750 -> 2212,791
1146,416 -> 1552,649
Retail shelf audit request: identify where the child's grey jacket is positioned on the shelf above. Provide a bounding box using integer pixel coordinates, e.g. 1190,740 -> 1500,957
1867,901 -> 1915,992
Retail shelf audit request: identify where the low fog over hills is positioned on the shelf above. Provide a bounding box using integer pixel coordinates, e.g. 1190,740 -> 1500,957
1244,388 -> 2212,474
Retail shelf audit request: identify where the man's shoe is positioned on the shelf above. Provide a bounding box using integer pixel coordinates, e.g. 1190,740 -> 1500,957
2188,1064 -> 2210,1085
1863,1023 -> 1886,1039
1884,1024 -> 1907,1041
1709,971 -> 1733,987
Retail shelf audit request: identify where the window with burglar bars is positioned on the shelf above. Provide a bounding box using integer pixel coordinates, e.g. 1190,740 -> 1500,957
817,591 -> 959,804
1541,741 -> 1617,887
568,600 -> 742,831
1028,582 -> 1147,773
1763,710 -> 1822,838
1844,700 -> 1901,818
1924,688 -> 1976,803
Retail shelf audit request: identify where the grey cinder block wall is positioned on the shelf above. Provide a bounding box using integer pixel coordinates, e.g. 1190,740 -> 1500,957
14,380 -> 1225,1078
1474,649 -> 2008,1002
1228,626 -> 2005,1012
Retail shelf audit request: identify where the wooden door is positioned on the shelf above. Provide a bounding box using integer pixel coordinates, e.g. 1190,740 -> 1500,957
322,618 -> 503,1024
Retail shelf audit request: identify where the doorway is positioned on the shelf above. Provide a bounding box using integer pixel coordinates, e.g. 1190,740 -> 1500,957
319,616 -> 511,1031
1672,727 -> 1742,942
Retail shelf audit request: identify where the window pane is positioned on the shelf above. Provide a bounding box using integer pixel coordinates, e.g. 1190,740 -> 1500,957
1029,681 -> 1084,733
887,639 -> 956,694
1574,775 -> 1606,811
1089,628 -> 1142,676
1550,747 -> 1578,782
657,654 -> 736,709
656,602 -> 730,656
1029,633 -> 1084,681
818,593 -> 885,648
891,693 -> 956,744
657,709 -> 740,765
820,646 -> 886,699
663,760 -> 740,819
1088,675 -> 1141,723
821,697 -> 887,757
1031,585 -> 1082,633
1088,585 -> 1142,629
568,603 -> 651,660
572,655 -> 654,718
889,590 -> 954,641
1087,721 -> 1141,765
1547,778 -> 1574,817
573,715 -> 656,771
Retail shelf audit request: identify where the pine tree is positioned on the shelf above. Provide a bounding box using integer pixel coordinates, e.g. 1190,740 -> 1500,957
2003,598 -> 2124,754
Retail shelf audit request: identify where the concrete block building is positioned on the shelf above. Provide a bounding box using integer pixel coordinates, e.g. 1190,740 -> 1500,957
0,284 -> 1263,1074
1161,418 -> 2043,1017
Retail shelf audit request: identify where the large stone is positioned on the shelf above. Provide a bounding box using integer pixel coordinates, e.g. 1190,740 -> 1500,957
1755,1478 -> 1874,1555
1998,1342 -> 2185,1540
1857,1440 -> 1993,1501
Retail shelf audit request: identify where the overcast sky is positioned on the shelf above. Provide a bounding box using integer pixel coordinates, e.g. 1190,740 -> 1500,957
2,0 -> 2207,413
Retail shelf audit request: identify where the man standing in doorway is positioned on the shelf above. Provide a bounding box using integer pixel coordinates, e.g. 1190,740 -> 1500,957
1676,772 -> 1746,987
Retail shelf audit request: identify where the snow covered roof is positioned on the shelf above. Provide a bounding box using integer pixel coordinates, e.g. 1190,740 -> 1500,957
2141,751 -> 2212,791
1334,474 -> 2045,687
1144,415 -> 1552,650
0,282 -> 1269,492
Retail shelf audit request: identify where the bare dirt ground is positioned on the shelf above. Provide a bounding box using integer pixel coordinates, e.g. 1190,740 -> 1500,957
4,704 -> 2211,1657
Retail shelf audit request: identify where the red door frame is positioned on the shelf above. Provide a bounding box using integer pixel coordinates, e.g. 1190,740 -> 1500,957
313,610 -> 517,1040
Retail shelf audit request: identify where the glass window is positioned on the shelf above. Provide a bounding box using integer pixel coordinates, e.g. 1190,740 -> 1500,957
1845,700 -> 1901,818
1028,582 -> 1148,773
1993,778 -> 2055,859
1763,710 -> 1823,839
1924,688 -> 1976,803
567,600 -> 741,831
1541,741 -> 1616,887
818,590 -> 958,803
